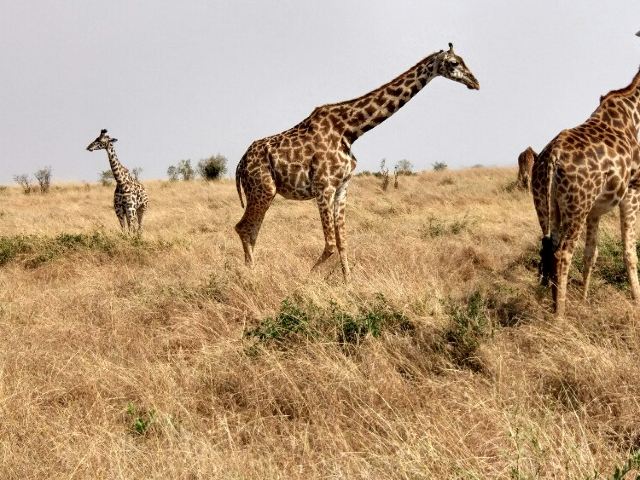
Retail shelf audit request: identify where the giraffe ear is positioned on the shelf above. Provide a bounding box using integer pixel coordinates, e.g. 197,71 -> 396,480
110,138 -> 118,143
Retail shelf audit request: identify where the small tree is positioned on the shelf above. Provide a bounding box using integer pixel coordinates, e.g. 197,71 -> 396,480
395,159 -> 414,175
198,154 -> 228,181
178,159 -> 195,180
432,161 -> 448,172
167,165 -> 179,181
131,167 -> 143,181
393,166 -> 399,189
14,174 -> 33,194
34,166 -> 52,193
99,170 -> 115,186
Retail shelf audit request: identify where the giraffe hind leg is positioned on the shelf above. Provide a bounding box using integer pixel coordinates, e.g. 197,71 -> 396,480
235,190 -> 275,266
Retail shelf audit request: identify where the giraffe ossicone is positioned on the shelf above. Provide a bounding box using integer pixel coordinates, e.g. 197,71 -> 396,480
235,44 -> 479,280
86,129 -> 149,235
532,67 -> 640,317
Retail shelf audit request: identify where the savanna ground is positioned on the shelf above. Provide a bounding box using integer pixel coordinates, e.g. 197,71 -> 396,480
0,168 -> 639,479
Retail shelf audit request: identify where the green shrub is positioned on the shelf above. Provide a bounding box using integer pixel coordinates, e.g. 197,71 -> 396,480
0,231 -> 169,268
126,403 -> 155,436
432,161 -> 448,171
443,292 -> 492,371
198,154 -> 228,181
245,298 -> 312,343
245,294 -> 412,348
337,294 -> 412,345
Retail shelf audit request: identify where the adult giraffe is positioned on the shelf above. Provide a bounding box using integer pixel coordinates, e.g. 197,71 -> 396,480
235,43 -> 479,280
533,67 -> 640,317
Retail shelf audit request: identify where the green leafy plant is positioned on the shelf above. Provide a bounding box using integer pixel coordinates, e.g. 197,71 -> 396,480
432,161 -> 448,171
443,291 -> 491,370
126,403 -> 155,436
198,154 -> 228,180
245,298 -> 312,343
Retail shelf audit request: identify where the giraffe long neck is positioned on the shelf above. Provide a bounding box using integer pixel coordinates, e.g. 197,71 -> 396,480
596,70 -> 640,135
106,145 -> 130,185
331,52 -> 442,141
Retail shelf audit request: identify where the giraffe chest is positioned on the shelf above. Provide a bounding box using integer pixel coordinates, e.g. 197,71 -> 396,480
114,184 -> 146,207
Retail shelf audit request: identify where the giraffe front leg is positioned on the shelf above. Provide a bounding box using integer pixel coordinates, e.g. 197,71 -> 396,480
115,205 -> 127,232
333,183 -> 350,282
136,204 -> 147,235
582,212 -> 601,300
311,188 -> 337,272
125,207 -> 138,235
620,190 -> 640,303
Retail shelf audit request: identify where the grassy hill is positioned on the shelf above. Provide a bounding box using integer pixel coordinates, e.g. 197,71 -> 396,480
0,169 -> 639,478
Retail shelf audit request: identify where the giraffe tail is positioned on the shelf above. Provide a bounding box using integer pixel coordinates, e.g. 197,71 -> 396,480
235,153 -> 246,209
539,149 -> 556,286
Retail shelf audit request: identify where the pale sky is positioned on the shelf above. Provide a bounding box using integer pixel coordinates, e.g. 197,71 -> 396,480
1,1 -> 640,184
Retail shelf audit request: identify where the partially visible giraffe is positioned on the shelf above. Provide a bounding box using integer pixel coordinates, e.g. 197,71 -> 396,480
235,44 -> 479,280
532,68 -> 640,317
86,129 -> 149,234
517,146 -> 536,191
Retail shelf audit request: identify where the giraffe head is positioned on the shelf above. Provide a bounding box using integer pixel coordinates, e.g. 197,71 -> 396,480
86,129 -> 118,151
436,43 -> 480,90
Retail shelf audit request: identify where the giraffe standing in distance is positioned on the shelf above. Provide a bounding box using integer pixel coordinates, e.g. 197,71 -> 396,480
235,43 -> 479,280
517,146 -> 536,191
86,129 -> 149,234
532,68 -> 640,317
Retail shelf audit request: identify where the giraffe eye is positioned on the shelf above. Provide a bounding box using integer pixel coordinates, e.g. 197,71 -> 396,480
450,60 -> 459,67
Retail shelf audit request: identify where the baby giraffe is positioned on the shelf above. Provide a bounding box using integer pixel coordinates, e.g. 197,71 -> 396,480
86,129 -> 148,234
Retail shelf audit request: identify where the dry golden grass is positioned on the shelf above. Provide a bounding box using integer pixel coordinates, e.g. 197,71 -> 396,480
0,169 -> 639,479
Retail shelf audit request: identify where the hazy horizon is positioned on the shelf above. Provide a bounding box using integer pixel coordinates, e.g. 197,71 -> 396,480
2,1 -> 640,184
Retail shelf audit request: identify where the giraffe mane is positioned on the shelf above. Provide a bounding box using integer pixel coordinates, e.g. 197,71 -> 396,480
598,67 -> 640,103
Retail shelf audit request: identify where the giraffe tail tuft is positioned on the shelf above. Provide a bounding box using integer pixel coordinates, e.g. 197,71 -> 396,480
539,150 -> 556,286
235,153 -> 246,209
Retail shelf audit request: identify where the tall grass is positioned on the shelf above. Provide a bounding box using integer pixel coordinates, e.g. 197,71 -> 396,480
0,171 -> 638,479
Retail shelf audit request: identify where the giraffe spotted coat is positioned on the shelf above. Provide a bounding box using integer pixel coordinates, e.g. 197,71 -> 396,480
235,44 -> 479,280
87,129 -> 149,234
532,68 -> 640,316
